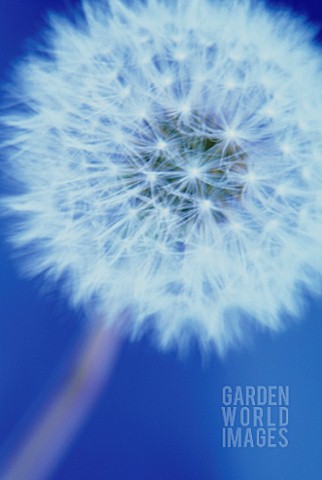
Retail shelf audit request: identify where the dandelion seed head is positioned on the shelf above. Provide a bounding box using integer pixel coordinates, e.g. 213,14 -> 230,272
2,0 -> 322,352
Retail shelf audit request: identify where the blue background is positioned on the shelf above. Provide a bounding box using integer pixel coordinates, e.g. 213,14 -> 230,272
1,1 -> 322,479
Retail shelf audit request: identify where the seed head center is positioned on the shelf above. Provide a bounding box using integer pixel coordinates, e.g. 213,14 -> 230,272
131,113 -> 247,225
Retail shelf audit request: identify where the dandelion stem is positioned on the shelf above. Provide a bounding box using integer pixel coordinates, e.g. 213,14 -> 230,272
0,322 -> 121,480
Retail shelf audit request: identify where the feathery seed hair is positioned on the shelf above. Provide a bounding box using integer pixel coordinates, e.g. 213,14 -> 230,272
2,0 -> 322,351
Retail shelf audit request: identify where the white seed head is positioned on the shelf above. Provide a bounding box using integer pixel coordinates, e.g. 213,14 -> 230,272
2,0 -> 322,353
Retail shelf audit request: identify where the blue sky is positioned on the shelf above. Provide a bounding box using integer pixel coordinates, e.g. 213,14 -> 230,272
1,1 -> 322,479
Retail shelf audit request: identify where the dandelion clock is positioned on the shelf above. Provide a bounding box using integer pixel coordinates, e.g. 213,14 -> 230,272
1,0 -> 322,478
